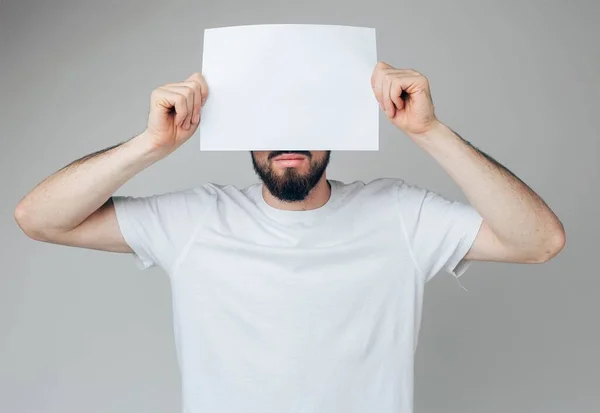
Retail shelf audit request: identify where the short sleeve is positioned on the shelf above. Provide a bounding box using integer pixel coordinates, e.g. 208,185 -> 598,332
111,187 -> 213,273
396,181 -> 484,283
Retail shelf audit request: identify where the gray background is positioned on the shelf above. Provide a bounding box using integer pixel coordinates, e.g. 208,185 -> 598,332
1,0 -> 598,412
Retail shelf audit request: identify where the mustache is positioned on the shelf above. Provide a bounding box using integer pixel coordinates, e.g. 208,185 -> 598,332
268,151 -> 312,160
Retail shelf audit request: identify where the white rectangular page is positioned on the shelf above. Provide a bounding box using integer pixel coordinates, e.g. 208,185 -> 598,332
199,24 -> 379,151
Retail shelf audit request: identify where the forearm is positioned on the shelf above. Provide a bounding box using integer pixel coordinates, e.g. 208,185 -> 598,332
15,133 -> 161,236
409,122 -> 565,253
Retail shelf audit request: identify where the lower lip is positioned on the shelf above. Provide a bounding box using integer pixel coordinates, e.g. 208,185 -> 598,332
273,158 -> 305,167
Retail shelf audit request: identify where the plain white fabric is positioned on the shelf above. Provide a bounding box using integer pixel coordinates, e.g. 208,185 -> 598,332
112,178 -> 483,413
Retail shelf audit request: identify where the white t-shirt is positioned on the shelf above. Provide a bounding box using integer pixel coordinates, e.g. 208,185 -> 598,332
112,177 -> 483,413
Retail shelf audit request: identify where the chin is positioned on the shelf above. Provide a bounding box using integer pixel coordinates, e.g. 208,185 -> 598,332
273,164 -> 309,173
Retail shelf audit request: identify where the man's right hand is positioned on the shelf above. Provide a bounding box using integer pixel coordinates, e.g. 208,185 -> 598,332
141,72 -> 209,156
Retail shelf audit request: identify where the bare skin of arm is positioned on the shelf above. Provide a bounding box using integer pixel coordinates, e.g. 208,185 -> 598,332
15,138 -> 160,252
371,62 -> 565,264
14,73 -> 208,251
412,122 -> 565,264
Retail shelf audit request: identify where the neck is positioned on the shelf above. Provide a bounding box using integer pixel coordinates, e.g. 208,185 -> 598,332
262,175 -> 331,211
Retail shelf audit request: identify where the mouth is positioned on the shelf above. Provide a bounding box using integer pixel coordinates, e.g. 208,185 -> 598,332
272,154 -> 307,167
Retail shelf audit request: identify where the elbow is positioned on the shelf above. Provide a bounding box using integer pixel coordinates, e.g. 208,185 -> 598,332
14,202 -> 29,232
531,225 -> 566,264
14,203 -> 47,241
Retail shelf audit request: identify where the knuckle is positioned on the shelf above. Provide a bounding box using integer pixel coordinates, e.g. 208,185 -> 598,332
187,79 -> 203,94
189,72 -> 204,83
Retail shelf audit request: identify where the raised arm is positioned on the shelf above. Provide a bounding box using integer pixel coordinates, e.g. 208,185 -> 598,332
371,62 -> 565,264
14,73 -> 208,252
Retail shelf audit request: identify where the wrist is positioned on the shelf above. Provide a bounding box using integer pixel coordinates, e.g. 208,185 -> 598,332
414,127 -> 474,174
122,132 -> 167,169
127,132 -> 170,165
406,121 -> 466,160
406,119 -> 448,142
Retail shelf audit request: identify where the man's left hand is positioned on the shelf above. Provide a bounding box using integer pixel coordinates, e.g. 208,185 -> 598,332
371,61 -> 440,136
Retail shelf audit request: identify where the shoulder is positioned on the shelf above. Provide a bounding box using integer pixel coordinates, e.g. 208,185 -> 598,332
333,177 -> 424,202
113,182 -> 262,215
111,183 -> 224,221
148,182 -> 239,205
329,178 -> 406,218
332,178 -> 450,221
358,177 -> 433,204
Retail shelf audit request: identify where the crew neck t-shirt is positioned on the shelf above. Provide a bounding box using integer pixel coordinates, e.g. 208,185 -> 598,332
112,177 -> 483,413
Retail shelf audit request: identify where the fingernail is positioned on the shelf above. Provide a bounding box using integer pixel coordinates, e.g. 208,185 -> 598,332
194,113 -> 200,123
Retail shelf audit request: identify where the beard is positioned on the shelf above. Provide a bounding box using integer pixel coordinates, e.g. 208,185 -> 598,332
251,151 -> 331,202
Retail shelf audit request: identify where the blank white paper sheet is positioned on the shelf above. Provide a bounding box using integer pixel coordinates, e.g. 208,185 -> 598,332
199,24 -> 379,151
